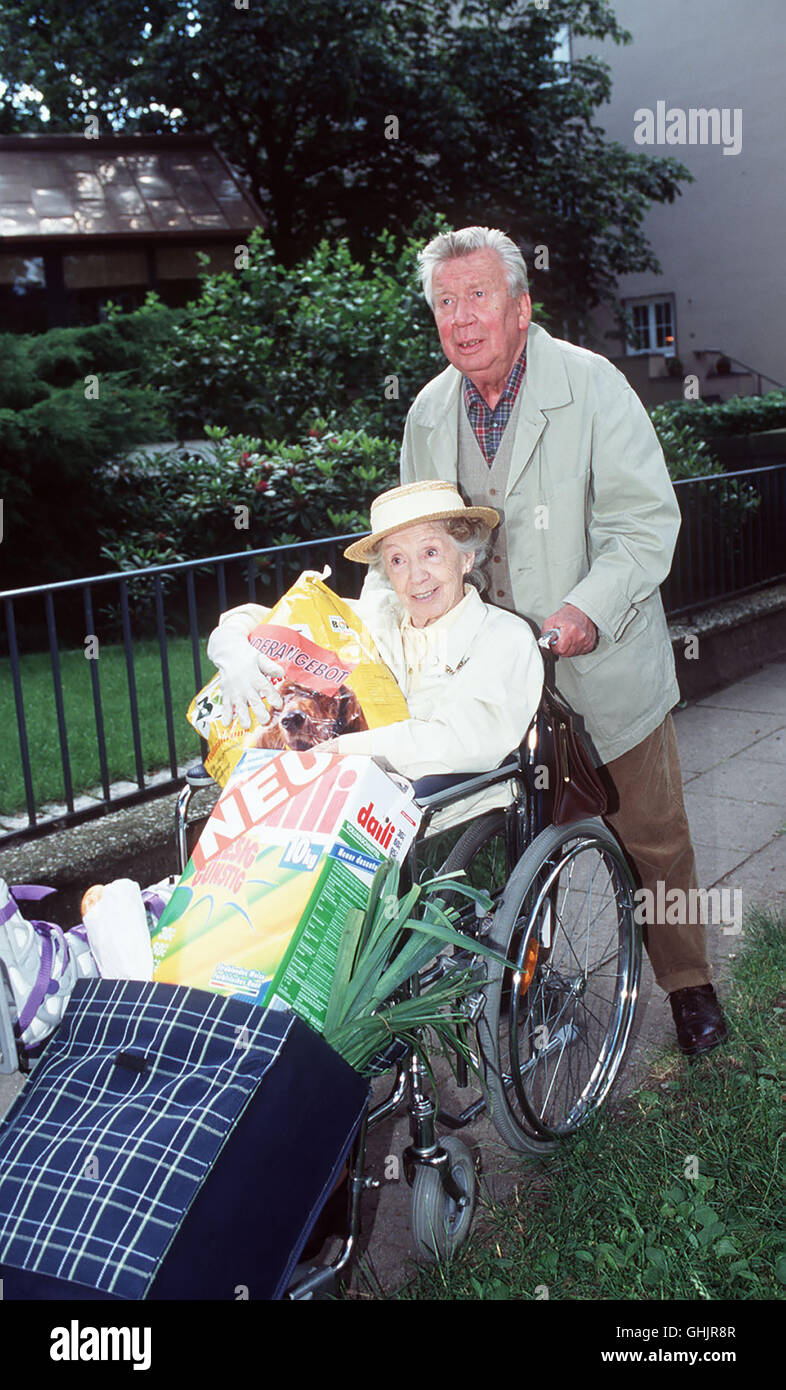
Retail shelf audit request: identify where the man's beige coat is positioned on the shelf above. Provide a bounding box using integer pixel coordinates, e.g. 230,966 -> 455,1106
400,321 -> 682,764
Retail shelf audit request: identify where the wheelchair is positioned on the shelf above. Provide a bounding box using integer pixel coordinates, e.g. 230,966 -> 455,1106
174,681 -> 642,1297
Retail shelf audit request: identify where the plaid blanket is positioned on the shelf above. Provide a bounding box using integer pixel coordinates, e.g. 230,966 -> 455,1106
0,978 -> 365,1300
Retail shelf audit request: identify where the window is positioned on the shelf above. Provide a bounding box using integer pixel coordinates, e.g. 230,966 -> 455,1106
625,297 -> 676,356
63,250 -> 148,289
0,253 -> 47,332
538,23 -> 572,88
155,243 -> 235,280
552,23 -> 571,69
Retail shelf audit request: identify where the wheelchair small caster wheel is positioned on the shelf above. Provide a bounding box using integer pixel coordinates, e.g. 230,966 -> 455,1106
410,1137 -> 476,1264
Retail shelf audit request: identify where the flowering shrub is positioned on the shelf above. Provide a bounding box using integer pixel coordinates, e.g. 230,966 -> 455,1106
100,420 -> 399,574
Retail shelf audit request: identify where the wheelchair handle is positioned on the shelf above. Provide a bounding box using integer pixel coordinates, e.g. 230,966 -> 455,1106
538,628 -> 561,650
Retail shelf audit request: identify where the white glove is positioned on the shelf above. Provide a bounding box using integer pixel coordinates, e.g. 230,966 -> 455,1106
206,623 -> 284,729
299,565 -> 332,583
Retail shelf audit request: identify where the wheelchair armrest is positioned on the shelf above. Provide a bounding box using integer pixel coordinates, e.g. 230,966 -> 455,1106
411,771 -> 481,799
412,756 -> 521,812
184,762 -> 214,789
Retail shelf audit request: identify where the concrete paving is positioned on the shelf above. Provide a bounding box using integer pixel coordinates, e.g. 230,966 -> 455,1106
1,662 -> 784,1296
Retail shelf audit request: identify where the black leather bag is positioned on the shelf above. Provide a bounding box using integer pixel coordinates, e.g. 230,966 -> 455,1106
538,684 -> 608,826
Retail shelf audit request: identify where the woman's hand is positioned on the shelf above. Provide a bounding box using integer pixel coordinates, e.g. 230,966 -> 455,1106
299,565 -> 332,584
206,625 -> 284,729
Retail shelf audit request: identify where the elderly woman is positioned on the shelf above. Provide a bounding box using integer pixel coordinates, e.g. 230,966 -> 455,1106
207,480 -> 542,783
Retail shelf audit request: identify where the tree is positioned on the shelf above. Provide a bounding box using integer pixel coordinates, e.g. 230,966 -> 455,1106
0,0 -> 690,332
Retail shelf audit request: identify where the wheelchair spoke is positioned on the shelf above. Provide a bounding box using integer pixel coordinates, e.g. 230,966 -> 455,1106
584,951 -> 624,980
531,1039 -> 569,1119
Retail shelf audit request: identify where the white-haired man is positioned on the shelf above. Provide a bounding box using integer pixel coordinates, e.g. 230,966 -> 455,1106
398,225 -> 727,1058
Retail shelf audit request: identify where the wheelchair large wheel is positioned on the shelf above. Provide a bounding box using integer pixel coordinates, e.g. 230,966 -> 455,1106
477,818 -> 640,1155
410,1137 -> 476,1264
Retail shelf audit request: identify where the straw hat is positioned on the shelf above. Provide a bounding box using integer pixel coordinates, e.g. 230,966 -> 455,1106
344,480 -> 499,563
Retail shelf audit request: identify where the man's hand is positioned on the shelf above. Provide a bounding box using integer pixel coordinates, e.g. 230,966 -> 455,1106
541,604 -> 598,657
206,625 -> 284,729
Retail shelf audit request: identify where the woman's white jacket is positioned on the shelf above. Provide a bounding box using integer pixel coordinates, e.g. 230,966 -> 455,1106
215,583 -> 543,783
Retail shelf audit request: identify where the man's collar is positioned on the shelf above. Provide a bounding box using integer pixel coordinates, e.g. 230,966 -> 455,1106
463,348 -> 527,414
416,324 -> 573,428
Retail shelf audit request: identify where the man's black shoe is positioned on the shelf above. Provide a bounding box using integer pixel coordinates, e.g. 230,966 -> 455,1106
669,983 -> 728,1057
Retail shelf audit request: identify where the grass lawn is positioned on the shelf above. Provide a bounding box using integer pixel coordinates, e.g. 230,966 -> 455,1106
0,637 -> 206,814
392,907 -> 785,1301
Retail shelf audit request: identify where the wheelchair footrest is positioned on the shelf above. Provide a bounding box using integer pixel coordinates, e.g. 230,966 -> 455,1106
436,1097 -> 487,1130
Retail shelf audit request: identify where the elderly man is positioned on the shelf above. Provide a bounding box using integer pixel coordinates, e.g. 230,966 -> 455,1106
397,225 -> 727,1058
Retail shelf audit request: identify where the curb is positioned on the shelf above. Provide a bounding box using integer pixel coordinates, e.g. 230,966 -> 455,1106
670,582 -> 786,701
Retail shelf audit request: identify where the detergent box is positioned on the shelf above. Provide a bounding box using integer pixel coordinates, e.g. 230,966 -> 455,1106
151,749 -> 422,1031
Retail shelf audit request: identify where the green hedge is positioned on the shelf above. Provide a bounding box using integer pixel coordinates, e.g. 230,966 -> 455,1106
651,390 -> 786,440
647,411 -> 723,481
150,229 -> 447,442
0,301 -> 179,587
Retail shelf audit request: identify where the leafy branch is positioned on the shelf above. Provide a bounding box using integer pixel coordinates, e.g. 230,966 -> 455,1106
322,858 -> 508,1076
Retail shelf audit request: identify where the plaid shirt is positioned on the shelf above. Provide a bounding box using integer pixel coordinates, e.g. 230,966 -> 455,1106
462,349 -> 527,465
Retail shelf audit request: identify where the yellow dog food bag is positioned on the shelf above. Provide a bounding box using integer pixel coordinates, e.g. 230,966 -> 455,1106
187,573 -> 409,786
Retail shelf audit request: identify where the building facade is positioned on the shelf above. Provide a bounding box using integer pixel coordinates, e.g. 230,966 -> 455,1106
572,0 -> 785,405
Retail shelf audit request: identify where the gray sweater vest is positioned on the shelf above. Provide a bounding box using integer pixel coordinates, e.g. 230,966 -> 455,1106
457,385 -> 526,612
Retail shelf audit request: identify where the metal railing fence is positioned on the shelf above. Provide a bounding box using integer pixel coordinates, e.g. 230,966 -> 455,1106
1,533 -> 364,846
663,464 -> 786,616
1,464 -> 784,845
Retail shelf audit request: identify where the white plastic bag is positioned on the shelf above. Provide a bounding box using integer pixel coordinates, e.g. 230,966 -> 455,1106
84,879 -> 154,981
